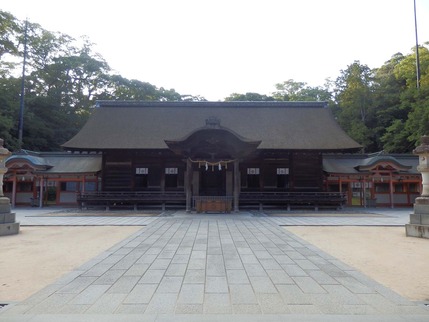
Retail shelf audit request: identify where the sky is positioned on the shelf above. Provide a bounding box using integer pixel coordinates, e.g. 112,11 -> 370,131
1,0 -> 429,101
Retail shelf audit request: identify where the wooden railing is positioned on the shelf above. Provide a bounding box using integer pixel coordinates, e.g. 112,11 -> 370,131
77,191 -> 186,210
77,191 -> 346,211
239,191 -> 347,210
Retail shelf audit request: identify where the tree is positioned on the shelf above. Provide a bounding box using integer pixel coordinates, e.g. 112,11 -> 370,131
334,61 -> 375,150
272,79 -> 332,102
381,44 -> 429,152
224,92 -> 274,101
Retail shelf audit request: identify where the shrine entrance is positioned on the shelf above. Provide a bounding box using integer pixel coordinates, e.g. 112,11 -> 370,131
200,168 -> 226,196
165,117 -> 261,212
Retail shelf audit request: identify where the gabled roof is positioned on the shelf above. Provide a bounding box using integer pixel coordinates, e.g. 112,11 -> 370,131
62,101 -> 362,152
6,151 -> 101,175
323,153 -> 419,175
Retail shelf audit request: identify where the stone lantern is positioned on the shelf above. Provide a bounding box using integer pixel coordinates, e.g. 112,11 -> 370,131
0,139 -> 20,236
406,135 -> 429,238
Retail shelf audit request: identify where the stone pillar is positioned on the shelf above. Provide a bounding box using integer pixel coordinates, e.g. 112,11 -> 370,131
0,139 -> 20,236
233,160 -> 240,212
406,135 -> 429,238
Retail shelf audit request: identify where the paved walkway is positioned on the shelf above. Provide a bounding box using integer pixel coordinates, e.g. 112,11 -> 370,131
1,209 -> 428,321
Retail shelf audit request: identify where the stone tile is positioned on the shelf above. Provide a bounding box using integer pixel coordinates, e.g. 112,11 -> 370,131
259,258 -> 282,270
149,258 -> 171,270
124,284 -> 157,304
107,275 -> 140,294
288,304 -> 322,314
257,293 -> 290,314
71,284 -> 111,304
188,258 -> 206,269
282,264 -> 308,277
57,276 -> 98,294
307,270 -> 339,285
25,293 -> 76,314
81,263 -> 114,277
224,258 -> 244,269
274,254 -> 294,265
157,276 -> 183,293
239,254 -> 259,264
124,263 -> 150,276
57,304 -> 91,314
94,269 -> 126,285
236,247 -> 253,254
205,276 -> 228,293
243,263 -> 267,277
293,276 -> 327,294
139,269 -> 165,284
335,276 -> 377,294
266,269 -> 294,284
85,293 -> 127,314
145,293 -> 177,313
253,250 -> 273,259
229,284 -> 258,304
295,259 -> 319,270
171,253 -> 190,264
175,304 -> 204,314
177,284 -> 204,304
166,263 -> 187,276
184,269 -> 206,284
227,269 -> 250,284
204,293 -> 232,313
232,304 -> 262,314
276,284 -> 313,305
323,284 -> 365,305
206,254 -> 226,276
136,254 -> 157,264
249,276 -> 277,293
115,303 -> 147,314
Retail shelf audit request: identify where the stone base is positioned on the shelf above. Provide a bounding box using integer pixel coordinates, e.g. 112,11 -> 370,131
0,212 -> 15,224
0,222 -> 20,236
409,213 -> 429,225
405,223 -> 429,239
0,196 -> 11,213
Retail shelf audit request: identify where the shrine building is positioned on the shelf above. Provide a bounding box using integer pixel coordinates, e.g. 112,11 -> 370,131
3,101 -> 422,210
61,101 -> 362,211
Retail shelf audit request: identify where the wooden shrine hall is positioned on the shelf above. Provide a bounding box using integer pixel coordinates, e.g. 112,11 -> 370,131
62,101 -> 362,212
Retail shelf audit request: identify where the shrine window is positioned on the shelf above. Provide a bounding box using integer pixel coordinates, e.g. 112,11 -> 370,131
276,168 -> 289,188
60,182 -> 80,192
165,168 -> 178,188
247,168 -> 260,188
135,167 -> 149,189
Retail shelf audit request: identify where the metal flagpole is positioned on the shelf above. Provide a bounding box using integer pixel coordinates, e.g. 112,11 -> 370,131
18,19 -> 28,148
414,0 -> 421,89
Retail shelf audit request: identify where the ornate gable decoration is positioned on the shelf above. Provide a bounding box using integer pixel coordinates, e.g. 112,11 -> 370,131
205,116 -> 221,128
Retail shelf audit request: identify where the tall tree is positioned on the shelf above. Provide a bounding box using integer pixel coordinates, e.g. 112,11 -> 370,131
334,61 -> 375,150
272,79 -> 332,102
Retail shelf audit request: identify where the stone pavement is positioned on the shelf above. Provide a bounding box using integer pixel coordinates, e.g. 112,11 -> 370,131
1,209 -> 428,321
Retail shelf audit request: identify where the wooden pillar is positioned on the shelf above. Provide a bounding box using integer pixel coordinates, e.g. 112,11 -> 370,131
363,177 -> 367,207
11,172 -> 17,208
186,158 -> 192,213
234,160 -> 240,212
39,177 -> 44,208
389,172 -> 394,208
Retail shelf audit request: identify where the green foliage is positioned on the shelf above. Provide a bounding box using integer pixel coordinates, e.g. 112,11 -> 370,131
0,10 -> 204,152
1,9 -> 429,154
224,92 -> 274,101
272,79 -> 332,101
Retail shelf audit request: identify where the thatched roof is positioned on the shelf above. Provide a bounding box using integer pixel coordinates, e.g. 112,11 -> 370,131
62,101 -> 362,152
